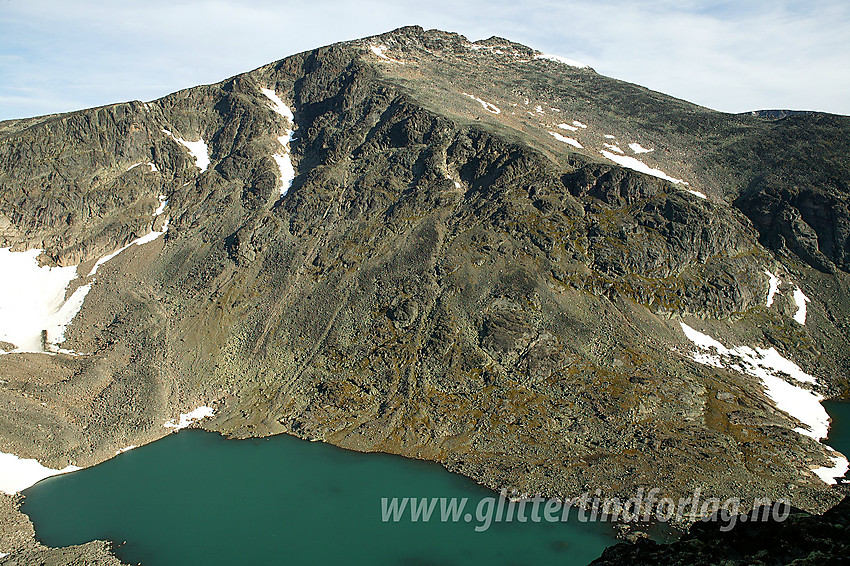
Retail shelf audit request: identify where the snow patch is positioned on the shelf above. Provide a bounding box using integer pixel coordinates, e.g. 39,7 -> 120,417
602,143 -> 624,154
88,244 -> 139,277
0,451 -> 79,494
47,283 -> 91,352
680,323 -> 816,385
153,194 -> 168,216
132,220 -> 170,246
273,134 -> 295,193
572,120 -> 588,129
461,93 -> 501,114
549,131 -> 583,149
604,134 -> 617,139
534,105 -> 544,114
0,249 -> 92,354
445,172 -> 462,189
260,88 -> 297,196
0,190 -> 170,354
164,406 -> 215,432
162,130 -> 209,172
765,270 -> 781,307
272,150 -> 295,196
127,162 -> 158,172
370,44 -> 389,59
792,286 -> 810,325
556,123 -> 578,132
757,272 -> 810,325
260,88 -> 294,121
368,44 -> 404,64
679,322 -> 829,440
534,53 -> 589,69
811,451 -> 849,484
87,195 -> 169,276
686,189 -> 707,199
600,150 -> 687,185
628,143 -> 654,154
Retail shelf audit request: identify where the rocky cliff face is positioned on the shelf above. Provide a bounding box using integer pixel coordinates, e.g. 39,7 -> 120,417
2,27 -> 849,548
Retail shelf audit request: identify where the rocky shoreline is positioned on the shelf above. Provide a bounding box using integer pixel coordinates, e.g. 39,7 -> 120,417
1,493 -> 122,565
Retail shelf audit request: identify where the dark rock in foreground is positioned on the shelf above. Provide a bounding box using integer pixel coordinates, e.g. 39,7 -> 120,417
591,495 -> 850,565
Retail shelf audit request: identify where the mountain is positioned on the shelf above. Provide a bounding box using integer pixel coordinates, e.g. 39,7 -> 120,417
1,26 -> 849,563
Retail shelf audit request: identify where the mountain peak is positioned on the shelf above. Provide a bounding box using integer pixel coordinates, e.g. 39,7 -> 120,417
1,32 -> 849,565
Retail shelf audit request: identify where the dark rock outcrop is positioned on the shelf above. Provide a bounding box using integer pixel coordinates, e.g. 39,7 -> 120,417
592,496 -> 850,566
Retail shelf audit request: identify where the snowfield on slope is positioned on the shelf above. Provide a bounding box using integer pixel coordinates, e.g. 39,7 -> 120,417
765,270 -> 781,307
88,195 -> 170,276
679,324 -> 826,437
368,44 -> 405,64
164,406 -> 216,431
534,53 -> 589,68
556,123 -> 578,132
260,87 -> 297,195
793,286 -> 810,324
0,249 -> 92,354
600,150 -> 687,185
162,130 -> 210,171
0,451 -> 79,494
0,190 -> 171,356
811,450 -> 850,485
549,131 -> 583,148
679,322 -> 846,483
461,93 -> 501,114
260,88 -> 295,121
628,143 -> 653,154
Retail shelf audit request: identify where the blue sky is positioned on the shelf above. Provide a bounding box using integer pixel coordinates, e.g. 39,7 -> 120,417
1,0 -> 848,121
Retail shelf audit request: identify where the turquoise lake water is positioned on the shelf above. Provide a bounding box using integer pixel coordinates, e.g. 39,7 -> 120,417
21,430 -> 618,565
20,401 -> 850,565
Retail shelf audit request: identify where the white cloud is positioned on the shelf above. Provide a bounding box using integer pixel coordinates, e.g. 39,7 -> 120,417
0,0 -> 848,121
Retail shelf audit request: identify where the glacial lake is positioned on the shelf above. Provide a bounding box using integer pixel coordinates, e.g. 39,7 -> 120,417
21,401 -> 850,565
22,430 -> 618,565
